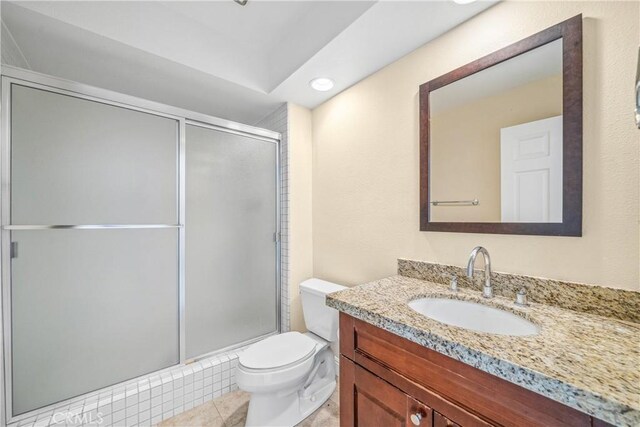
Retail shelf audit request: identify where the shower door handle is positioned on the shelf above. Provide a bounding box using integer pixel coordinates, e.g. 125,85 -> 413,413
10,241 -> 18,259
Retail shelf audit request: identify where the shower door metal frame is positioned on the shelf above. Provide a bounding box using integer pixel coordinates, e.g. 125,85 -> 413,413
0,65 -> 282,425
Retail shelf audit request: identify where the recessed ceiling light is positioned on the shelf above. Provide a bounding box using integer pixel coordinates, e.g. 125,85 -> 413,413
452,0 -> 477,4
310,78 -> 335,92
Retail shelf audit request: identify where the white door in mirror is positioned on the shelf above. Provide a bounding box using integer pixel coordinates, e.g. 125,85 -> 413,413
500,115 -> 562,222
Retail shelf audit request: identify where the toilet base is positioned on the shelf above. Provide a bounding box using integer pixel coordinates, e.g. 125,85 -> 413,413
244,348 -> 336,427
245,378 -> 335,427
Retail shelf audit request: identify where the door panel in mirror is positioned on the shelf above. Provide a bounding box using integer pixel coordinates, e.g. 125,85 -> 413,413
500,116 -> 563,222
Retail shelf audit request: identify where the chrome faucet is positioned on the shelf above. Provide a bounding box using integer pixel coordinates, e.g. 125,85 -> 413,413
466,246 -> 492,298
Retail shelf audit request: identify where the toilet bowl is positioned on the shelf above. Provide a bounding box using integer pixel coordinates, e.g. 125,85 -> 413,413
236,278 -> 346,427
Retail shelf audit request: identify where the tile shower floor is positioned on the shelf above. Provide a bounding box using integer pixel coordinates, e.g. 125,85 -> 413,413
158,384 -> 340,427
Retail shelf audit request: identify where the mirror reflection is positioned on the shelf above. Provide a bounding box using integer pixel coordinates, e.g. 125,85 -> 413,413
430,39 -> 563,223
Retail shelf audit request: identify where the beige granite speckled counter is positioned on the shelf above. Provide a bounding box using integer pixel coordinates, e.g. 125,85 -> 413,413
326,275 -> 640,426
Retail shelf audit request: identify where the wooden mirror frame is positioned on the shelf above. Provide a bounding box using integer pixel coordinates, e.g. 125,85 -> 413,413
420,15 -> 582,236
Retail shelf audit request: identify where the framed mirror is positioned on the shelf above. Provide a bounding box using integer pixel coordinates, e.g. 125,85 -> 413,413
420,15 -> 582,236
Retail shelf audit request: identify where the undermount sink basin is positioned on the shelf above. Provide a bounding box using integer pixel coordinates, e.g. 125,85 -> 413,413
408,298 -> 539,336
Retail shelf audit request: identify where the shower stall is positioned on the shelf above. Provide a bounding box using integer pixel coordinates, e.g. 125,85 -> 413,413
0,67 -> 281,422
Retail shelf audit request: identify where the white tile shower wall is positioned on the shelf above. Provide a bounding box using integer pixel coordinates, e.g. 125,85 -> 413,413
9,349 -> 244,427
8,108 -> 288,427
255,103 -> 290,333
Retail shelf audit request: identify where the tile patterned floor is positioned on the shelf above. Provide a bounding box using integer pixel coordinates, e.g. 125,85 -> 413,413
158,383 -> 340,427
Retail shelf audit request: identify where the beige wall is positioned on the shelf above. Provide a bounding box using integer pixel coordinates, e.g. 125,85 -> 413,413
311,1 -> 640,291
431,74 -> 562,222
288,103 -> 314,331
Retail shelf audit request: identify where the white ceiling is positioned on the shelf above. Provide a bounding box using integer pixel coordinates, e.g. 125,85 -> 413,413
1,0 -> 497,124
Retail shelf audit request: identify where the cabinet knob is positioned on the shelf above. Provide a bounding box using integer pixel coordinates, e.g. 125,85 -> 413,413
410,412 -> 423,426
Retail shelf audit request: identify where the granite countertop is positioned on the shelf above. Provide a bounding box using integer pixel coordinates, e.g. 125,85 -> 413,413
326,275 -> 640,426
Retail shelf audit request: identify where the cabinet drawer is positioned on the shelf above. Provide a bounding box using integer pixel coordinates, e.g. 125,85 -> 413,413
340,313 -> 591,427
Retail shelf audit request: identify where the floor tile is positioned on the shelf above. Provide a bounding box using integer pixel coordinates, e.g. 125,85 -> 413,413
158,388 -> 339,427
329,382 -> 340,404
296,400 -> 340,427
213,390 -> 250,427
157,400 -> 224,427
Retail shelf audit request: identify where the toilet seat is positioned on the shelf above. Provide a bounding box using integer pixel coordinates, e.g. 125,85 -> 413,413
239,332 -> 317,372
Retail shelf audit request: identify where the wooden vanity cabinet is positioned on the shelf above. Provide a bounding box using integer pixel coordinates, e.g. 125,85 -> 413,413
339,313 -> 611,427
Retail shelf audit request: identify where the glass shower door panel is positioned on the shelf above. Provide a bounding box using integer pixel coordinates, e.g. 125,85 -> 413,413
10,84 -> 178,225
10,229 -> 179,415
186,125 -> 277,359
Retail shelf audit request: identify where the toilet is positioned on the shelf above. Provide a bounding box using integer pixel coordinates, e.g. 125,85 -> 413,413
236,278 -> 346,427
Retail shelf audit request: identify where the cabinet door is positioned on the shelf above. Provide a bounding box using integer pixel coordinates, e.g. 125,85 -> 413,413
434,411 -> 461,427
341,356 -> 432,427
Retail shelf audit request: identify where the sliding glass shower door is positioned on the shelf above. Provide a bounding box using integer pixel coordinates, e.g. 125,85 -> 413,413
7,84 -> 180,415
185,124 -> 278,359
2,74 -> 280,421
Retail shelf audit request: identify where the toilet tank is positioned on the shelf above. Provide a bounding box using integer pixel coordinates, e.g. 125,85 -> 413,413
300,278 -> 346,342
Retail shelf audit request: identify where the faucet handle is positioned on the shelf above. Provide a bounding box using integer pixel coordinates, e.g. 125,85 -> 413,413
515,288 -> 528,306
450,275 -> 458,292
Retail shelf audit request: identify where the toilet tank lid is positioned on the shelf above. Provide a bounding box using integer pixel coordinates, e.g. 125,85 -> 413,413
300,278 -> 346,297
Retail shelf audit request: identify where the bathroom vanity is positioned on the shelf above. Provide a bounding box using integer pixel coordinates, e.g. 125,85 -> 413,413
339,314 -> 606,427
327,261 -> 640,427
